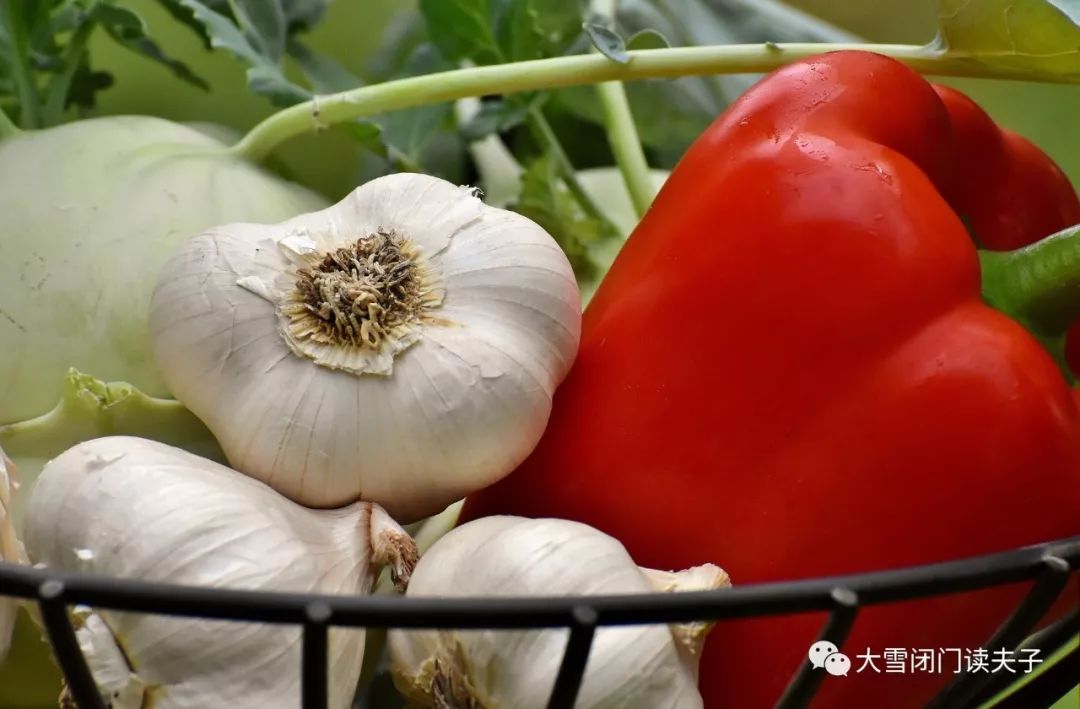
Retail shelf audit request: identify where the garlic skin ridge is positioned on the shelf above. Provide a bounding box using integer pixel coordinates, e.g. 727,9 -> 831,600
150,172 -> 581,522
388,516 -> 730,709
24,436 -> 417,709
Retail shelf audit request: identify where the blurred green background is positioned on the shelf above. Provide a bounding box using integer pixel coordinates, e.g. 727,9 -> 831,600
85,0 -> 1080,200
1,1 -> 1077,706
87,0 -> 404,199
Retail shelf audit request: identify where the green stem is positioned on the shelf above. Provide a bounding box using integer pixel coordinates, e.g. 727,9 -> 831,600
232,41 -> 1008,162
591,0 -> 654,218
41,18 -> 97,125
4,0 -> 42,129
0,107 -> 19,140
526,109 -> 610,225
595,81 -> 654,217
980,224 -> 1080,337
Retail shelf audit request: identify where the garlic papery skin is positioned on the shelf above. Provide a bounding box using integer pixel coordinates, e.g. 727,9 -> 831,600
150,172 -> 581,522
388,516 -> 729,709
24,436 -> 417,709
0,445 -> 28,665
640,565 -> 731,678
68,608 -> 146,709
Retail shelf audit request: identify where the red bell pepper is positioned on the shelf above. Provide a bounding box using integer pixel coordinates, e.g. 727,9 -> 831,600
463,51 -> 1080,708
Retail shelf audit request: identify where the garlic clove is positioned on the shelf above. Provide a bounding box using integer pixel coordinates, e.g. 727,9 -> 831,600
0,445 -> 27,665
388,516 -> 718,708
425,207 -> 580,385
150,173 -> 581,521
24,436 -> 417,709
641,565 -> 732,674
70,608 -> 146,709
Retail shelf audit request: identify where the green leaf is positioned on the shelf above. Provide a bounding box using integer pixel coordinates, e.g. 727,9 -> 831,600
0,15 -> 10,68
418,0 -> 504,64
340,119 -> 388,159
934,0 -> 1080,80
246,64 -> 311,105
360,37 -> 466,178
282,0 -> 329,32
0,369 -> 224,466
64,58 -> 113,111
527,0 -> 587,55
493,0 -> 584,62
363,14 -> 464,171
153,0 -> 226,48
365,10 -> 429,79
227,0 -> 287,63
382,100 -> 454,170
497,0 -> 543,61
460,94 -> 542,141
584,22 -> 629,64
420,0 -> 584,65
159,0 -> 324,38
285,38 -> 386,158
2,0 -> 44,128
175,0 -> 309,105
153,0 -> 346,108
374,43 -> 464,173
627,28 -> 670,50
22,0 -> 58,50
512,153 -> 611,280
554,77 -> 717,161
94,4 -> 208,90
174,0 -> 268,66
287,38 -> 360,93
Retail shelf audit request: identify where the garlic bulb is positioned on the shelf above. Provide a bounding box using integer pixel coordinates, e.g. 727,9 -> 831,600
24,436 -> 417,709
388,516 -> 730,708
0,445 -> 27,665
150,172 -> 581,522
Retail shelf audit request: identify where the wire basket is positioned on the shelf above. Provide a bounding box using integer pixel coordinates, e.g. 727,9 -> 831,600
1,534 -> 1077,709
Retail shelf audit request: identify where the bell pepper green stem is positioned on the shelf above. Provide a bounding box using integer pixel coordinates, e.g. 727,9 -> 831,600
3,0 -> 42,129
232,41 -> 1039,163
980,224 -> 1080,337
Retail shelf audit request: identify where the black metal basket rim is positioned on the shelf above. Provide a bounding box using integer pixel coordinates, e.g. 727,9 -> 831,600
1,535 -> 1077,629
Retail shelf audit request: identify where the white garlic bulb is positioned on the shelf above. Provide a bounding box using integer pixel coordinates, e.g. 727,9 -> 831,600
0,445 -> 26,665
24,436 -> 417,709
150,172 -> 581,522
388,516 -> 730,708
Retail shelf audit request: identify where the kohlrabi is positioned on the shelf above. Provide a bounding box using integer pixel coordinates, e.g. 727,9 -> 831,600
0,117 -> 326,427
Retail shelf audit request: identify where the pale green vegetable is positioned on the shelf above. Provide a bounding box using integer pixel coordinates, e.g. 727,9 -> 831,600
0,116 -> 327,426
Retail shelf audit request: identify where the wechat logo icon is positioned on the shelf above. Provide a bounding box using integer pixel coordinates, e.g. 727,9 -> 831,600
809,641 -> 850,677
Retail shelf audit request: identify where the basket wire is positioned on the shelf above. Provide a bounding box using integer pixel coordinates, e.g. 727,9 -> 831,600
1,535 -> 1077,709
